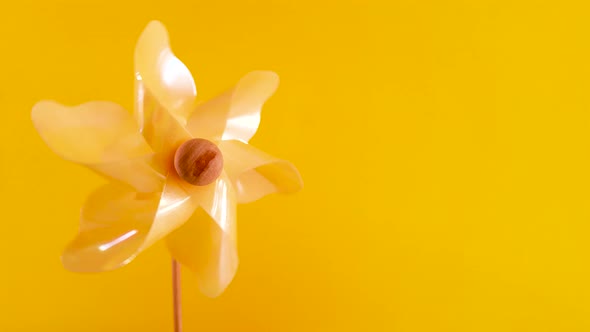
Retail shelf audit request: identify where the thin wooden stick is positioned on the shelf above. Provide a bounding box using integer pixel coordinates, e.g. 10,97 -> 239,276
172,259 -> 183,332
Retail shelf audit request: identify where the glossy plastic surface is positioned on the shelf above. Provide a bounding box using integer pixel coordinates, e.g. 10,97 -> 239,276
31,20 -> 303,297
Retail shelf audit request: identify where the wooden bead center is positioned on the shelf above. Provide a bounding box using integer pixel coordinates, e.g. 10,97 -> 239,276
174,138 -> 223,186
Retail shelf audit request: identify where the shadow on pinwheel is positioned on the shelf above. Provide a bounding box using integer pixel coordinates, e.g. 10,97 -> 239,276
31,20 -> 303,301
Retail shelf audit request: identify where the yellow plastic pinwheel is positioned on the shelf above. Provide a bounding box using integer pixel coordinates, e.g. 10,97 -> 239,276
31,20 -> 303,298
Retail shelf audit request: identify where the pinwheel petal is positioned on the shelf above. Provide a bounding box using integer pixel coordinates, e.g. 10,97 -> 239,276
186,71 -> 279,143
61,183 -> 159,272
134,20 -> 197,125
62,174 -> 199,273
167,172 -> 238,297
219,140 -> 303,203
31,100 -> 163,192
134,78 -> 193,172
140,172 -> 201,251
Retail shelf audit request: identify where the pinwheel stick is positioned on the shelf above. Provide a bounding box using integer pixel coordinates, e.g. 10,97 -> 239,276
172,259 -> 183,332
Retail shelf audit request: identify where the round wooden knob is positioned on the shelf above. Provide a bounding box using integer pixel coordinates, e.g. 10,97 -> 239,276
174,138 -> 223,186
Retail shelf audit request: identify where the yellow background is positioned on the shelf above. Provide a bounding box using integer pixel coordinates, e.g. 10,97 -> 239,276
1,0 -> 590,331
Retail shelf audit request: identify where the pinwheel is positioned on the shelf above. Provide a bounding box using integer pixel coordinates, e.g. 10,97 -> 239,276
31,20 -> 302,330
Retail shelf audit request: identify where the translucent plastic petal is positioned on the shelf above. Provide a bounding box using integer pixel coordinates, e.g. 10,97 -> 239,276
134,20 -> 197,125
61,183 -> 159,272
186,71 -> 279,142
90,155 -> 164,193
31,100 -> 163,192
167,172 -> 238,297
62,174 -> 199,273
219,140 -> 303,203
135,77 -> 193,173
141,173 -> 201,251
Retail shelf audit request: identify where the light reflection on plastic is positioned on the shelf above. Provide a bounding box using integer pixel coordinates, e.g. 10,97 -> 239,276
99,230 -> 138,252
223,113 -> 261,142
211,179 -> 229,232
158,193 -> 191,216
